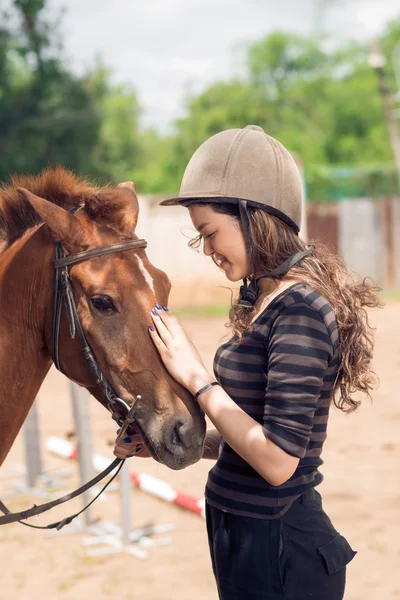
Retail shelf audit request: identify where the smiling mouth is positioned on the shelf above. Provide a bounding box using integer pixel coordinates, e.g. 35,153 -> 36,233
216,257 -> 227,268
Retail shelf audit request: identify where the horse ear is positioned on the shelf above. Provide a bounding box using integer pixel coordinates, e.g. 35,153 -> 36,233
116,182 -> 139,232
89,181 -> 139,236
17,187 -> 88,253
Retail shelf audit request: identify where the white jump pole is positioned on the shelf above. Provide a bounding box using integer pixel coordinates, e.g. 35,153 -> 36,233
70,382 -> 95,527
69,384 -> 150,556
119,459 -> 133,547
45,383 -> 98,538
23,400 -> 43,489
3,398 -> 70,500
46,389 -> 173,556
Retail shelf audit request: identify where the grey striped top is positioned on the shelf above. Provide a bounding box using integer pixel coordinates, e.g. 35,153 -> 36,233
205,283 -> 340,519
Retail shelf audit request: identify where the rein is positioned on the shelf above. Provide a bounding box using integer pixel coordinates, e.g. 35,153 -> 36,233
0,208 -> 148,529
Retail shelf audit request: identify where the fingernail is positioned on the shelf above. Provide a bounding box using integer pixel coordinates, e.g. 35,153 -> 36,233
151,308 -> 157,315
149,325 -> 155,332
155,304 -> 162,310
123,436 -> 132,443
127,454 -> 134,458
163,307 -> 169,311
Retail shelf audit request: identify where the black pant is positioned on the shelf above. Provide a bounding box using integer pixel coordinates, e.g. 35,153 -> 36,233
205,488 -> 356,600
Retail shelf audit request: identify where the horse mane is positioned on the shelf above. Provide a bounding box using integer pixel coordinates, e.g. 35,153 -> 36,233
0,166 -> 122,250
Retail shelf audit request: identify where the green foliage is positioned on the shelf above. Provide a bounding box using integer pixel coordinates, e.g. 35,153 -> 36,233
1,1 -> 399,202
142,17 -> 400,200
86,61 -> 142,184
0,0 -> 142,185
306,165 -> 399,202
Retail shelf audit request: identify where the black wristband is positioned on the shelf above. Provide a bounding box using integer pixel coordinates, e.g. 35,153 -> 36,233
194,381 -> 219,401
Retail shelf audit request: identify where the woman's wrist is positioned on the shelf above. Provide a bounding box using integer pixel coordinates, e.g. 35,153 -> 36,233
187,370 -> 215,397
194,381 -> 219,401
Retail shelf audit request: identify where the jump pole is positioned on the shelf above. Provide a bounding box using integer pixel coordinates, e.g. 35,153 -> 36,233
23,401 -> 43,489
2,399 -> 70,499
46,436 -> 206,518
47,386 -> 173,557
70,381 -> 95,527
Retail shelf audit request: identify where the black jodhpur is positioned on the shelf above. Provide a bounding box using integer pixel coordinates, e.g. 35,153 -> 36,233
205,488 -> 356,600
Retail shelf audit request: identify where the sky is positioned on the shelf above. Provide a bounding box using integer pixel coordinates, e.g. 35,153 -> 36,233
5,0 -> 400,131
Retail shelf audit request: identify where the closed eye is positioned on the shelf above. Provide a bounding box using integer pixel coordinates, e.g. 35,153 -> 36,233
90,296 -> 117,314
204,232 -> 215,240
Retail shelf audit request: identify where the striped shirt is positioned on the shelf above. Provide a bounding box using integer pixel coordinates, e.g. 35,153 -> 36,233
205,283 -> 340,519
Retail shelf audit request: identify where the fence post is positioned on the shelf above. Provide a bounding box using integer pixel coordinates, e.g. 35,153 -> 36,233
339,198 -> 385,284
391,198 -> 400,289
119,461 -> 133,547
70,382 -> 95,526
23,401 -> 42,489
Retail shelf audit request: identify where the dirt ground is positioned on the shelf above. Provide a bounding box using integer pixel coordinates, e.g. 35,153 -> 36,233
0,302 -> 399,600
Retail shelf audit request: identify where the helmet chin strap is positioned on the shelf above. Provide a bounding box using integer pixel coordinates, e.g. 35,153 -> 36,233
238,200 -> 314,307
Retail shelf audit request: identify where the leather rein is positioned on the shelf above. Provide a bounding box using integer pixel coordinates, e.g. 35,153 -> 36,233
0,208 -> 147,529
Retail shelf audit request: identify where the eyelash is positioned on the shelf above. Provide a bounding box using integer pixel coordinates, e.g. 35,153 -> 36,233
204,232 -> 215,240
90,295 -> 118,314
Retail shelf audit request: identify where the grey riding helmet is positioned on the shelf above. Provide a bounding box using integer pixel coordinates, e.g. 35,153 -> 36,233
160,125 -> 312,305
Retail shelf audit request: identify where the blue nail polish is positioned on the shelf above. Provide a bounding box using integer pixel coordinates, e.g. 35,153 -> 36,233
149,325 -> 155,332
163,307 -> 169,311
151,308 -> 157,315
123,436 -> 132,443
155,304 -> 162,310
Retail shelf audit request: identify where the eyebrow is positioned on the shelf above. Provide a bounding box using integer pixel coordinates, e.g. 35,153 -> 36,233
197,222 -> 210,233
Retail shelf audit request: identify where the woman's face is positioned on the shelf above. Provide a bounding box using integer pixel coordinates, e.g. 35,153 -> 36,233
189,204 -> 250,282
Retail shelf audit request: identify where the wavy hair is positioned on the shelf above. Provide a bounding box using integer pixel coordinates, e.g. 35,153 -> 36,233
188,202 -> 382,413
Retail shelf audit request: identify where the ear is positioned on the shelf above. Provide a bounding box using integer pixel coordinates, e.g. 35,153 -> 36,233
17,187 -> 88,253
112,182 -> 139,234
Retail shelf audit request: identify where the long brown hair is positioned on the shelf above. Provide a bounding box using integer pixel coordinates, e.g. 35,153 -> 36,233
189,202 -> 382,414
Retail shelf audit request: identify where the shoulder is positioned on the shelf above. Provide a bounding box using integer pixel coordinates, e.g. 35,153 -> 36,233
272,283 -> 335,323
267,283 -> 338,353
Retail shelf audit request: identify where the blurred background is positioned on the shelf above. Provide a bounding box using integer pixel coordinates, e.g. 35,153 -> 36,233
1,0 -> 400,302
0,1 -> 399,599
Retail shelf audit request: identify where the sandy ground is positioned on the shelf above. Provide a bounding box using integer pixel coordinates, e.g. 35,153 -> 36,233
0,302 -> 399,600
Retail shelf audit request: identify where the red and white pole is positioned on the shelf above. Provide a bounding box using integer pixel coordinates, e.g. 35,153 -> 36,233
46,436 -> 205,518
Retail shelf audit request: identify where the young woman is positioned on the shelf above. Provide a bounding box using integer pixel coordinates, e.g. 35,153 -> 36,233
114,125 -> 380,599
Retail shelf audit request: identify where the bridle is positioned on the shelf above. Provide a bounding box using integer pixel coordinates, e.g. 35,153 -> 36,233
0,207 -> 148,528
53,215 -> 147,428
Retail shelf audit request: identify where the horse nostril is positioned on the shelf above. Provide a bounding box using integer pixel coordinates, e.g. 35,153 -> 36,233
171,421 -> 184,446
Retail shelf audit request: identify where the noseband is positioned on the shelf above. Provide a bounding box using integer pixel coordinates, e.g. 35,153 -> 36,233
0,207 -> 150,529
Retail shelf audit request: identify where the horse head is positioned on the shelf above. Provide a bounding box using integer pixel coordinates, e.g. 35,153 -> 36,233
16,174 -> 206,470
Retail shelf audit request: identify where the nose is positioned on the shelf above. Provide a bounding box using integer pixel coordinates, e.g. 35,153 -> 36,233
165,417 -> 203,454
203,238 -> 213,256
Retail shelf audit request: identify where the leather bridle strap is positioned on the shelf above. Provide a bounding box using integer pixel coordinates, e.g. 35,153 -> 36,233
54,239 -> 148,269
0,458 -> 124,529
0,401 -> 138,529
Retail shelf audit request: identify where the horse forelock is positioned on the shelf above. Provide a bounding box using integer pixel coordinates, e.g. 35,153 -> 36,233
0,167 -> 119,250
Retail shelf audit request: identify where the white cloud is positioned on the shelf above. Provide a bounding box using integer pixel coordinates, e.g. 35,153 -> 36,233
351,0 -> 399,35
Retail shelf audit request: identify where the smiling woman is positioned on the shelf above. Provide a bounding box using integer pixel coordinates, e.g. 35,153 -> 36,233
117,124 -> 381,599
188,204 -> 249,281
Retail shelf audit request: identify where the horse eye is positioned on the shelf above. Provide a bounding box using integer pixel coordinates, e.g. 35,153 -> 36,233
90,296 -> 117,314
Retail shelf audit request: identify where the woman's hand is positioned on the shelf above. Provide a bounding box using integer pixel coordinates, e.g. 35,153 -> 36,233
149,306 -> 214,394
113,430 -> 152,459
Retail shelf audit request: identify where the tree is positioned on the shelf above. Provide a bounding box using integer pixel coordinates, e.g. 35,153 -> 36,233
0,0 -> 143,185
86,61 -> 142,184
145,19 -> 400,198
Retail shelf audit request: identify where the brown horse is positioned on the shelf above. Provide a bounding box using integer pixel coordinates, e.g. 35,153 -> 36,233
0,167 -> 205,469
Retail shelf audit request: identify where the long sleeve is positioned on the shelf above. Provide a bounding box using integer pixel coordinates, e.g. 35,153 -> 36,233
263,300 -> 334,459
